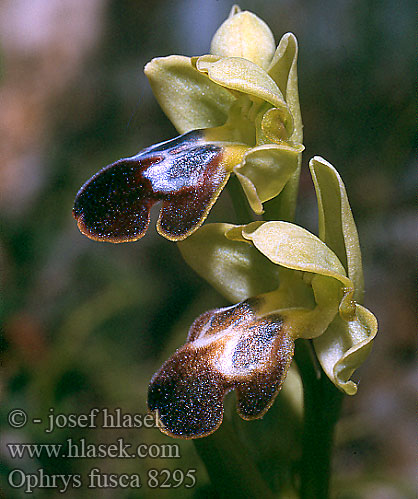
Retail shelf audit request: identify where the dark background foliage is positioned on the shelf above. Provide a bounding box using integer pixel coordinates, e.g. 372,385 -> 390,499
1,0 -> 415,497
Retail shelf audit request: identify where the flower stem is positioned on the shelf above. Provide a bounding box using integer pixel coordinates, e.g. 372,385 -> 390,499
294,340 -> 344,499
193,416 -> 275,498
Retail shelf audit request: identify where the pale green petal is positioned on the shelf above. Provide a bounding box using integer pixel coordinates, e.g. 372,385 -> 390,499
313,305 -> 378,394
178,223 -> 279,303
144,55 -> 235,133
195,55 -> 290,119
310,156 -> 364,302
242,221 -> 352,287
210,9 -> 275,70
267,33 -> 302,143
234,143 -> 304,214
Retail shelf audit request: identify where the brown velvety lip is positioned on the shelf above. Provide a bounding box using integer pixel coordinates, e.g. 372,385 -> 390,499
73,130 -> 230,243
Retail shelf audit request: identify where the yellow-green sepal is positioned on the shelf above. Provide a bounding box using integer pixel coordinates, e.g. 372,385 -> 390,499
144,55 -> 235,134
309,156 -> 364,302
177,223 -> 279,303
313,306 -> 378,394
210,7 -> 276,70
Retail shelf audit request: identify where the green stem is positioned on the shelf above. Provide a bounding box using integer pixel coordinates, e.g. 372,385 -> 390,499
294,340 -> 344,499
193,416 -> 275,499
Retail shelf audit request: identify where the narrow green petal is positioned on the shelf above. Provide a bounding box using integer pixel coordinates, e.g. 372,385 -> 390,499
234,143 -> 304,214
309,156 -> 364,302
313,305 -> 378,394
210,9 -> 276,70
267,33 -> 302,143
178,223 -> 279,303
144,55 -> 235,134
195,55 -> 290,119
242,221 -> 352,287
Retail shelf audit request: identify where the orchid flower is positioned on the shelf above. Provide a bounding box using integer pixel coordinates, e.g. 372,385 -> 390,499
71,5 -> 378,448
149,157 -> 377,438
73,6 -> 303,242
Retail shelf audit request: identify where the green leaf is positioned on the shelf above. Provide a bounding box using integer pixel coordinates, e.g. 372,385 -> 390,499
309,156 -> 364,302
234,143 -> 304,214
145,55 -> 235,134
313,305 -> 378,394
178,223 -> 279,303
210,9 -> 276,70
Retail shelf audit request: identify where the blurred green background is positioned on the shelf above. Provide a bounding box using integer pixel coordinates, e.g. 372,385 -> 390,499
1,0 -> 415,497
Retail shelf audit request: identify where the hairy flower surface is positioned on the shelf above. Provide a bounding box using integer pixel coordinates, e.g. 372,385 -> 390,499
73,6 -> 303,242
73,130 -> 247,242
149,299 -> 294,438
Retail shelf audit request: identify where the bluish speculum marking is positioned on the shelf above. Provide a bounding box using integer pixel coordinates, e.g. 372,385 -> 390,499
142,145 -> 221,193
